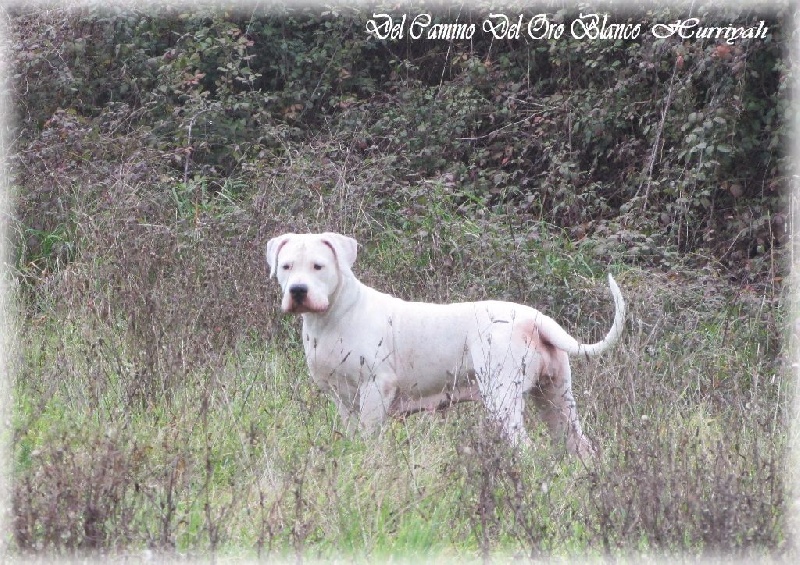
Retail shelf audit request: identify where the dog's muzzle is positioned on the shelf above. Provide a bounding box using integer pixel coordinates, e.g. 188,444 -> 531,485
289,284 -> 308,307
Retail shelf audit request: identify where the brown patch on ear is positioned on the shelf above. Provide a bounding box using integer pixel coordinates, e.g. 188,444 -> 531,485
320,239 -> 338,263
266,234 -> 292,277
266,238 -> 289,277
320,233 -> 358,271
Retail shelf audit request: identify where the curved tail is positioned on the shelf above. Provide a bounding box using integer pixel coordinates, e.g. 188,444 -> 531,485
575,273 -> 626,357
537,274 -> 626,358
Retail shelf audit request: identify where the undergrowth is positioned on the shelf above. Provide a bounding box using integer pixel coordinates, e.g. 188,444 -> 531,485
11,236 -> 791,559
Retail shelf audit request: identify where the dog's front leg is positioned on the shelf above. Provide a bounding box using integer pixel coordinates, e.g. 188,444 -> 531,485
331,395 -> 359,438
358,374 -> 398,434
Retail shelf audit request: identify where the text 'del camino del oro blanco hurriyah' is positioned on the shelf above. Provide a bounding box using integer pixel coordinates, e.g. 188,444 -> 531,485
365,13 -> 769,45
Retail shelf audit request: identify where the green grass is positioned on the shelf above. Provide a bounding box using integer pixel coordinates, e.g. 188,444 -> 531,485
7,205 -> 781,560
10,232 -> 791,560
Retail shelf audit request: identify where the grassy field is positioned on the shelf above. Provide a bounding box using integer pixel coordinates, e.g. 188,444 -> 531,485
10,219 -> 792,561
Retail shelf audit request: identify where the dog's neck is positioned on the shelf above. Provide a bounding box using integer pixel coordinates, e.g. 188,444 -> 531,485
301,270 -> 364,335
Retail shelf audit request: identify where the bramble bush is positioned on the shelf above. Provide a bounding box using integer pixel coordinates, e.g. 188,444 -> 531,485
11,4 -> 789,270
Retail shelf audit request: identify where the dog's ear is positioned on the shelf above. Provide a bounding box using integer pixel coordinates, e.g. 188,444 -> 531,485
266,234 -> 294,277
320,232 -> 358,272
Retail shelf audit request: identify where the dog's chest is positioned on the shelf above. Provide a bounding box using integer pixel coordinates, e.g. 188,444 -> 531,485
302,326 -> 395,391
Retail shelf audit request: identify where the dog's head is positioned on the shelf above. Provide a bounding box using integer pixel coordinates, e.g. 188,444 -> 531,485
266,232 -> 358,314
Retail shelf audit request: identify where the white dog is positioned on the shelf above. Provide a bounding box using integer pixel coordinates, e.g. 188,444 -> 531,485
266,232 -> 625,458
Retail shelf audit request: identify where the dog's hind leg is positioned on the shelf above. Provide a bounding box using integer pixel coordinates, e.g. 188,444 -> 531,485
529,350 -> 596,458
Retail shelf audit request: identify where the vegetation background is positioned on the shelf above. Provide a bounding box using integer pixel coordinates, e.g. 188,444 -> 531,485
3,0 -> 797,561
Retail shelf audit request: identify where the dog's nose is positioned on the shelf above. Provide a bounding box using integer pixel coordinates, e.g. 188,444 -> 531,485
289,284 -> 308,304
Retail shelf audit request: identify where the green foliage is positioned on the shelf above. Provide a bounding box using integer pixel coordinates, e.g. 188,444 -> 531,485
11,4 -> 789,278
12,279 -> 789,557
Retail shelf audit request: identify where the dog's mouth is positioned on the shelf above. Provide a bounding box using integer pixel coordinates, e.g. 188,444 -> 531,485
288,305 -> 328,314
283,298 -> 328,315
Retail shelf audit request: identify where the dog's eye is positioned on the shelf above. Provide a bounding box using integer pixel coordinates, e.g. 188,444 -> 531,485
313,263 -> 324,271
281,264 -> 291,271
